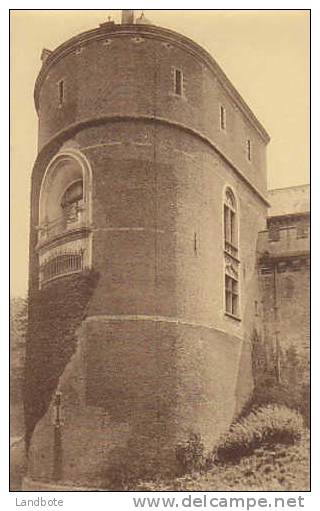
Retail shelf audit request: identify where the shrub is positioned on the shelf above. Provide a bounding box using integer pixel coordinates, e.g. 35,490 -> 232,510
217,405 -> 304,462
241,376 -> 310,429
175,433 -> 213,474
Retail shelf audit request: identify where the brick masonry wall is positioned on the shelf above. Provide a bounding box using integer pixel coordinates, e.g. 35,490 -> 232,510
27,119 -> 266,485
28,319 -> 245,487
37,26 -> 267,194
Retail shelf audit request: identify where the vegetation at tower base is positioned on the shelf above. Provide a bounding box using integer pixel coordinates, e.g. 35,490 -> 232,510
175,433 -> 214,476
11,298 -> 28,399
10,297 -> 28,437
216,405 -> 304,462
133,406 -> 309,491
24,270 -> 99,449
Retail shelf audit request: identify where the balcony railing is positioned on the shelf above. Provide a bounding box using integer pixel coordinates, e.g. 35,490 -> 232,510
40,251 -> 84,285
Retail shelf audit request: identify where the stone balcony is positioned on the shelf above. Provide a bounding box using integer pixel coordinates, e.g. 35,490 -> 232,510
36,208 -> 89,250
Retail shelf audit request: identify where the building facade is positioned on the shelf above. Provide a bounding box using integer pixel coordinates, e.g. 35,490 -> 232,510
258,185 -> 310,383
24,12 -> 309,489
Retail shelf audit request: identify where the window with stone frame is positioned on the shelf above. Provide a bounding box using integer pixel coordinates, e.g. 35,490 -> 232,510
224,188 -> 240,319
225,275 -> 239,317
224,188 -> 238,257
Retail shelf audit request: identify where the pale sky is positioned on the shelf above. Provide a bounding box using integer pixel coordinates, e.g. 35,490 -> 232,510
10,9 -> 310,297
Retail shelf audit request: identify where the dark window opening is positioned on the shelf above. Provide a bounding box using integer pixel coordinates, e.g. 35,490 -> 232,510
58,80 -> 64,105
260,266 -> 272,275
246,139 -> 252,161
277,262 -> 287,273
268,226 -> 280,242
174,69 -> 183,96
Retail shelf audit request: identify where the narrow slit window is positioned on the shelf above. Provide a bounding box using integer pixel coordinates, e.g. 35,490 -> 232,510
220,106 -> 226,130
246,139 -> 252,161
58,80 -> 64,106
174,68 -> 183,96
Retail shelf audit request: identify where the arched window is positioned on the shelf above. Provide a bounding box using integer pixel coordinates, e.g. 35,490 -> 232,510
61,179 -> 84,222
223,188 -> 240,319
61,179 -> 83,208
224,189 -> 238,255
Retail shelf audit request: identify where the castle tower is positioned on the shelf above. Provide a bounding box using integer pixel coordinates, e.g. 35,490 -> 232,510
24,11 -> 270,489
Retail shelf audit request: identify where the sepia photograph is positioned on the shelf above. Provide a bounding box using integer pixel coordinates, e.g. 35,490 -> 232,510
10,9 -> 310,493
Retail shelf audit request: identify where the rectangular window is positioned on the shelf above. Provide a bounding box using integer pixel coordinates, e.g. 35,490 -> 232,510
296,224 -> 309,239
58,80 -> 64,105
260,266 -> 272,275
268,226 -> 280,242
246,139 -> 252,161
277,261 -> 287,273
225,275 -> 239,317
220,105 -> 226,130
224,207 -> 237,252
174,68 -> 183,96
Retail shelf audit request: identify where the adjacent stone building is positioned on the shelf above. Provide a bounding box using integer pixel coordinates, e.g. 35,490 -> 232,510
258,184 -> 310,381
23,11 -> 309,489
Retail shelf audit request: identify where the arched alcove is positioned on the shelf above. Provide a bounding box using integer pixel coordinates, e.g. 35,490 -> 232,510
37,149 -> 93,286
38,150 -> 92,236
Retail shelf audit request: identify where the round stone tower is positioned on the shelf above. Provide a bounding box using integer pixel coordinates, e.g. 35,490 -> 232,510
25,11 -> 270,489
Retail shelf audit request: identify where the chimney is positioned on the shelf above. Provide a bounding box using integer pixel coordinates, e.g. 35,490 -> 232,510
121,10 -> 135,24
41,48 -> 52,63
